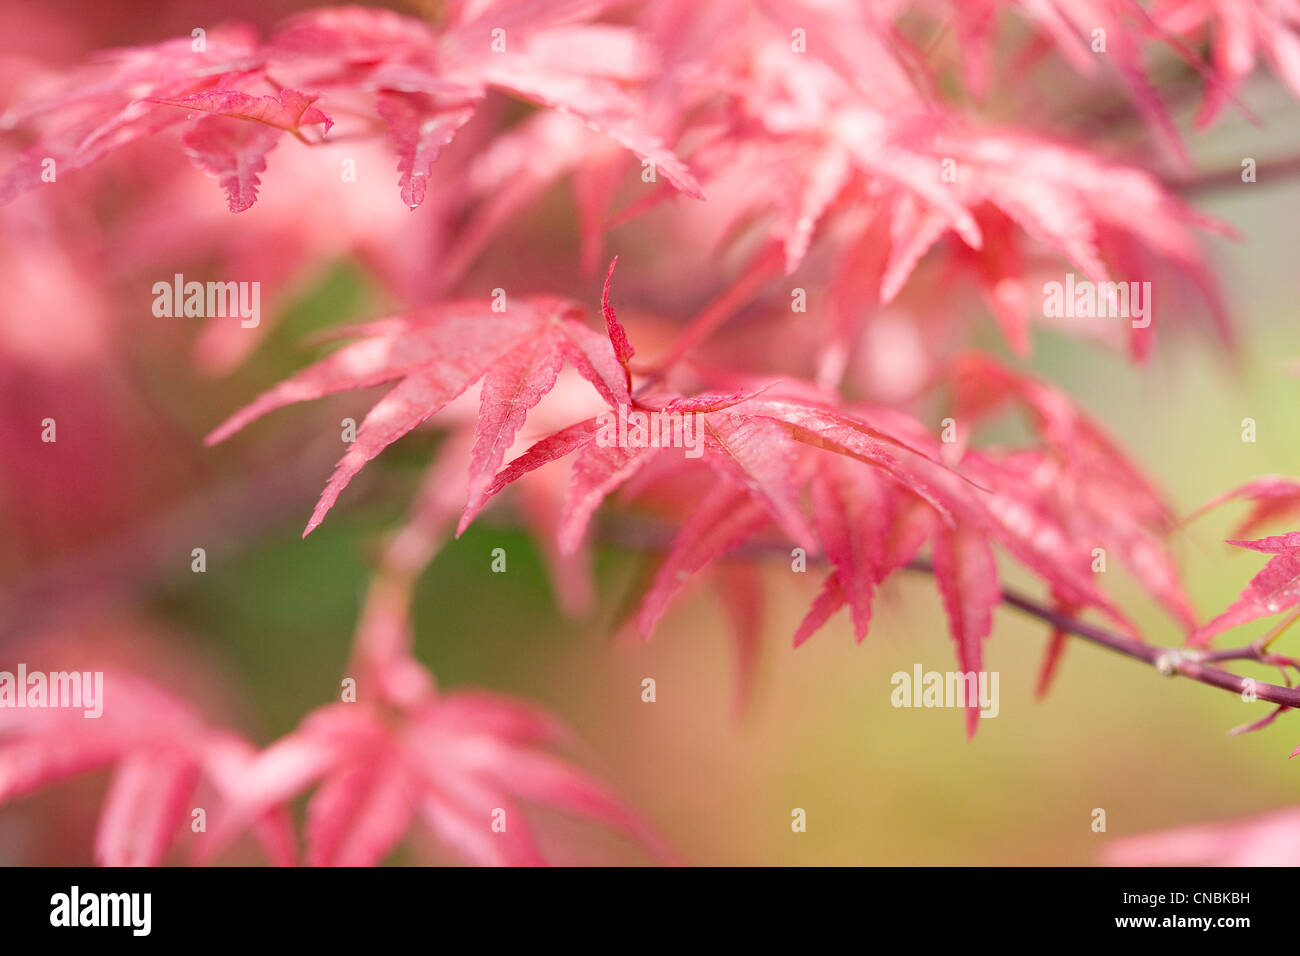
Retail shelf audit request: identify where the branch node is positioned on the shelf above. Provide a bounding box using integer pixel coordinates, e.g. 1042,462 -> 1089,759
1154,650 -> 1184,677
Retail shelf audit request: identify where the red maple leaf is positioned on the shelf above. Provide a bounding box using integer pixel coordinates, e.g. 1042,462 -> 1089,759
1193,532 -> 1300,645
206,295 -> 627,536
0,671 -> 294,866
1,7 -> 702,212
207,687 -> 672,866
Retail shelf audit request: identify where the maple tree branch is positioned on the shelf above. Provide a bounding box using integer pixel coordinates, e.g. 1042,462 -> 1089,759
595,516 -> 1300,713
1172,153 -> 1300,194
905,556 -> 1300,712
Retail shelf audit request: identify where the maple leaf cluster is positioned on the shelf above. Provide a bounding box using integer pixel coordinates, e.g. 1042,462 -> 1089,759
4,0 -> 1300,866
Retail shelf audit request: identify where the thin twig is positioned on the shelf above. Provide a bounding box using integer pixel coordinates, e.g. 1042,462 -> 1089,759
1172,153 -> 1300,194
597,517 -> 1300,712
901,557 -> 1300,709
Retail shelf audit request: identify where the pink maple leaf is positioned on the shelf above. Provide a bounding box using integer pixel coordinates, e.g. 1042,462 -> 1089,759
1186,475 -> 1300,539
1,8 -> 702,212
209,688 -> 673,867
146,88 -> 334,134
375,90 -> 479,209
949,353 -> 1196,633
180,116 -> 283,213
932,521 -> 1001,739
205,295 -> 628,537
1103,806 -> 1300,866
0,671 -> 293,867
1153,0 -> 1300,127
1193,532 -> 1300,645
